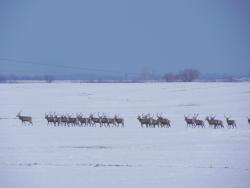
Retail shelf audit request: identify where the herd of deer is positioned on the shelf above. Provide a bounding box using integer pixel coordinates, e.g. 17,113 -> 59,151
137,114 -> 171,128
16,112 -> 250,129
44,113 -> 124,128
184,114 -> 237,129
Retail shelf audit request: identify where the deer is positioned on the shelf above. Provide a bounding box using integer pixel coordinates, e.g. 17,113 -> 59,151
60,114 -> 68,126
114,115 -> 124,128
224,115 -> 236,128
193,114 -> 205,128
45,113 -> 54,125
157,114 -> 171,128
205,116 -> 214,128
184,115 -> 195,128
99,113 -> 108,127
210,115 -> 224,129
107,116 -> 116,127
137,114 -> 150,128
77,114 -> 90,127
67,114 -> 78,126
52,113 -> 61,126
149,114 -> 160,128
89,113 -> 101,127
16,112 -> 33,125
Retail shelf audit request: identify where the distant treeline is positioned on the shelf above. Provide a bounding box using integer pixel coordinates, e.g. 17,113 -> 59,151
164,69 -> 200,82
0,74 -> 54,83
1,68 -> 249,83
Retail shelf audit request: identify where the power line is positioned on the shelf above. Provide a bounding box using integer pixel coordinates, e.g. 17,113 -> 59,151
0,57 -> 140,76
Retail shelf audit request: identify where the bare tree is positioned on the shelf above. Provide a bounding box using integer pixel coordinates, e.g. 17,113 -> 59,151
164,72 -> 175,82
177,69 -> 200,82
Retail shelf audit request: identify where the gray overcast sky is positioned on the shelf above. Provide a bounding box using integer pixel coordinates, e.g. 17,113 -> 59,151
0,0 -> 249,76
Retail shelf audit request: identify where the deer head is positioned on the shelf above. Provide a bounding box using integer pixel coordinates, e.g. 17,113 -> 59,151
224,114 -> 230,120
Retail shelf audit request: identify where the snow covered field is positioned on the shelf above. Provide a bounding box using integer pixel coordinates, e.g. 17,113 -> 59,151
0,82 -> 250,188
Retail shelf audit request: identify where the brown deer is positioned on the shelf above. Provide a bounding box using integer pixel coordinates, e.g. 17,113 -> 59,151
224,115 -> 236,128
17,112 -> 33,125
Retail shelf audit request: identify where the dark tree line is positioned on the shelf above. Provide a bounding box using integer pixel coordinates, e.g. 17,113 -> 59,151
164,69 -> 200,82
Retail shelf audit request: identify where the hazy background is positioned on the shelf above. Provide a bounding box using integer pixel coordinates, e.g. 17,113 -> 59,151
0,0 -> 249,79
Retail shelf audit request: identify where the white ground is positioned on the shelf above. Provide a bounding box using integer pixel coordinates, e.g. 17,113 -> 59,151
0,82 -> 250,188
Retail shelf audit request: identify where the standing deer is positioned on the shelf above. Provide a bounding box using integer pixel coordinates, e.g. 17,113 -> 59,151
77,114 -> 89,127
114,115 -> 124,128
205,116 -> 214,128
149,114 -> 160,128
211,115 -> 224,129
45,113 -> 54,125
193,114 -> 205,128
137,114 -> 150,128
17,112 -> 33,125
107,116 -> 116,127
184,115 -> 195,128
99,114 -> 108,127
157,115 -> 171,128
60,114 -> 68,126
89,113 -> 101,127
67,114 -> 78,126
224,115 -> 236,128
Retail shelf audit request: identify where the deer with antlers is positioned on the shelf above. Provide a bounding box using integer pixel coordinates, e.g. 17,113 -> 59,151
45,112 -> 54,126
89,113 -> 101,127
149,114 -> 160,128
224,115 -> 236,128
184,115 -> 195,128
137,114 -> 150,128
205,116 -> 214,128
193,114 -> 205,128
76,113 -> 89,127
114,115 -> 124,128
17,112 -> 33,125
210,115 -> 224,129
157,114 -> 171,128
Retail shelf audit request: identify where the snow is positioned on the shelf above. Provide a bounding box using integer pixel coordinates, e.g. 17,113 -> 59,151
0,82 -> 250,188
